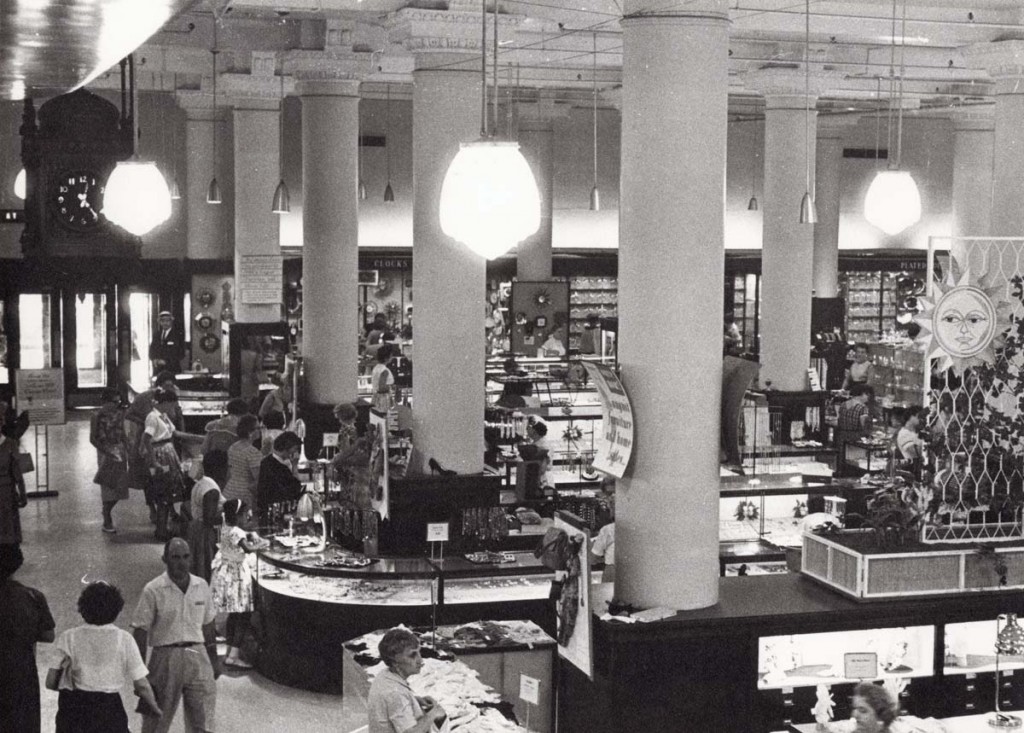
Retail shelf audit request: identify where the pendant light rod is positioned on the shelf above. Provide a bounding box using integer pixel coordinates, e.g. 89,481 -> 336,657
129,53 -> 138,155
492,0 -> 499,136
886,0 -> 897,169
480,0 -> 488,138
592,31 -> 598,189
803,0 -> 810,194
895,0 -> 908,170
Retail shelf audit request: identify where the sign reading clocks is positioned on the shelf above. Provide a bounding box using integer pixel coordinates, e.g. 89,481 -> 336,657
914,256 -> 1011,375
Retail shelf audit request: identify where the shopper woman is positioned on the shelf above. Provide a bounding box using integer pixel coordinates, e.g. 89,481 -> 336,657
371,344 -> 395,413
0,421 -> 27,548
211,499 -> 259,669
47,581 -> 161,733
367,628 -> 447,733
90,388 -> 127,534
225,415 -> 264,507
842,344 -> 873,390
849,682 -> 898,732
141,389 -> 185,541
186,450 -> 227,582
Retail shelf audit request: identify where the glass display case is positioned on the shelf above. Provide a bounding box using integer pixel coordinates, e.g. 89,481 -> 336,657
758,626 -> 935,690
255,544 -> 555,694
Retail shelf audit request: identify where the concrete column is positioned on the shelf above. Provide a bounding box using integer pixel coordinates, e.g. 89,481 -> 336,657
748,69 -> 819,390
965,42 -> 1024,237
176,91 -> 231,260
516,97 -> 567,281
617,0 -> 729,610
411,60 -> 486,473
295,76 -> 362,405
813,117 -> 854,298
950,108 -> 995,238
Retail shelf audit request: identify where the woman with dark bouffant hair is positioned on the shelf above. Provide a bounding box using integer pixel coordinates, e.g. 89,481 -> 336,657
47,581 -> 161,732
850,682 -> 898,732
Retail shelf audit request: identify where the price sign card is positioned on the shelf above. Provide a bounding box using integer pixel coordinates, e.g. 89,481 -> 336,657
322,434 -> 339,448
844,652 -> 878,680
426,522 -> 450,542
519,674 -> 540,705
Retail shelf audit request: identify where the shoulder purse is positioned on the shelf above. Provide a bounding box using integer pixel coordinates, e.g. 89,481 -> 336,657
45,655 -> 75,691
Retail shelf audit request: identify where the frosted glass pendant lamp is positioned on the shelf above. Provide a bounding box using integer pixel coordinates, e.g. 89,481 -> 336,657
863,0 -> 921,236
103,55 -> 171,236
14,168 -> 26,199
438,0 -> 540,260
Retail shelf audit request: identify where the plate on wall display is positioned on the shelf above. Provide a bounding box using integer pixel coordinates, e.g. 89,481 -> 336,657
195,313 -> 214,331
200,334 -> 221,353
196,288 -> 216,309
364,301 -> 377,315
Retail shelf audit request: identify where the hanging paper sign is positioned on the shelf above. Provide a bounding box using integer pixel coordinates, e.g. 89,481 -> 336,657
368,409 -> 390,520
15,369 -> 66,426
915,256 -> 1011,375
239,255 -> 283,304
581,361 -> 633,479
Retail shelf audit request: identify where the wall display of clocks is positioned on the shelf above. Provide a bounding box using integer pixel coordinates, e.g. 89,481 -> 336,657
51,170 -> 105,231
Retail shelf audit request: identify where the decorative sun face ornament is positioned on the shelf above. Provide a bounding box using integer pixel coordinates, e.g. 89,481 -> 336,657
914,258 -> 1012,375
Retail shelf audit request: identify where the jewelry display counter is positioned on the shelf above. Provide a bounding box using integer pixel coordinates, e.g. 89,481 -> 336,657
256,546 -> 555,694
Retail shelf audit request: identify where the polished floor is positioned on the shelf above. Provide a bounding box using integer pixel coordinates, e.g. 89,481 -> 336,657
17,414 -> 369,733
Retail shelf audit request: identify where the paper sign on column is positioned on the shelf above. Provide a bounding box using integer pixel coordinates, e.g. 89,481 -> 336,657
239,255 -> 283,304
426,522 -> 449,542
519,674 -> 540,705
581,361 -> 634,479
15,369 -> 66,426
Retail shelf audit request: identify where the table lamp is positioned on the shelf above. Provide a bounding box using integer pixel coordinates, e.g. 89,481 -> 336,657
991,613 -> 1024,729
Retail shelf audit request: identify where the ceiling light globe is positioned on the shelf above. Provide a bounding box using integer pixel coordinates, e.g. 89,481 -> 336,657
864,170 -> 921,236
103,159 -> 172,236
439,140 -> 541,260
14,168 -> 26,200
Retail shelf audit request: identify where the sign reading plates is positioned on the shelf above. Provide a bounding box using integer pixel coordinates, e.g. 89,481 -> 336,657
581,361 -> 634,479
239,255 -> 283,305
426,522 -> 450,542
16,368 -> 66,426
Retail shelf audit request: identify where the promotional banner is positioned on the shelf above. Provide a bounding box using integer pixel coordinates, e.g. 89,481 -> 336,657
554,511 -> 593,679
581,361 -> 633,478
368,409 -> 390,520
15,368 -> 66,425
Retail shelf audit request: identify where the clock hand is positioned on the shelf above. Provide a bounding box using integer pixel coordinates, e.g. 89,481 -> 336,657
78,192 -> 88,207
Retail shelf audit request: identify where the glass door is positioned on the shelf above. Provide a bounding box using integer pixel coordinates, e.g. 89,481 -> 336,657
73,292 -> 108,389
128,292 -> 156,394
18,292 -> 59,370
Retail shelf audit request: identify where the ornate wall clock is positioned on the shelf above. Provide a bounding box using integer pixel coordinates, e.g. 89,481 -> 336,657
19,88 -> 138,258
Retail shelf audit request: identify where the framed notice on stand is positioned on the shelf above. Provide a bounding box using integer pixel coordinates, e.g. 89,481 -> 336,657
15,368 -> 66,425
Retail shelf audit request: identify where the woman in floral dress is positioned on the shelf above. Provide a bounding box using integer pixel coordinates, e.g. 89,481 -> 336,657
141,389 -> 185,541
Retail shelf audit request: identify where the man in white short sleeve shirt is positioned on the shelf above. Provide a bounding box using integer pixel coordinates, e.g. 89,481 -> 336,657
132,538 -> 220,733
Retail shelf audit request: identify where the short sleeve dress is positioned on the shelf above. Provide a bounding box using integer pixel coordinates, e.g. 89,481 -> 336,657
211,525 -> 254,614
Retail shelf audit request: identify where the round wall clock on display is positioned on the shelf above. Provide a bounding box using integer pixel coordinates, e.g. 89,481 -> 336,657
200,334 -> 221,353
196,289 -> 216,309
51,170 -> 105,232
195,313 -> 214,331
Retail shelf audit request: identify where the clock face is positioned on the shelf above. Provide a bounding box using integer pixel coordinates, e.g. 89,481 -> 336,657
52,170 -> 105,231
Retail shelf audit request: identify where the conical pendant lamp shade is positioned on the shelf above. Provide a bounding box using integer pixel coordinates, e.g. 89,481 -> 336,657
272,180 -> 290,214
358,180 -> 367,201
207,177 -> 222,205
799,191 -> 817,224
168,175 -> 181,200
383,182 -> 395,203
589,185 -> 600,212
747,196 -> 759,211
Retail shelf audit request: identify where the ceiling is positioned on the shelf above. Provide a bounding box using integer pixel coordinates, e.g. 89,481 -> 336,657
3,0 -> 1024,117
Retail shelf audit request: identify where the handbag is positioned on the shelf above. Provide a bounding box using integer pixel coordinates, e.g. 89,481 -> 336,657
45,655 -> 75,691
93,457 -> 130,491
16,452 -> 34,474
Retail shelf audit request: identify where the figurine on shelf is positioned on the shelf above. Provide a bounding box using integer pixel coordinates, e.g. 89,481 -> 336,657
812,683 -> 834,728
